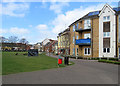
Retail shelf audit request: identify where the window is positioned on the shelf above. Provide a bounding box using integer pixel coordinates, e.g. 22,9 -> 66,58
103,16 -> 110,21
88,48 -> 90,54
76,35 -> 79,39
76,48 -> 78,56
84,19 -> 91,29
73,25 -> 75,32
76,23 -> 79,29
84,33 -> 90,39
103,48 -> 106,53
84,48 -> 91,55
103,16 -> 106,20
103,48 -> 110,53
73,37 -> 75,44
103,32 -> 110,37
103,22 -> 110,32
103,38 -> 110,48
107,16 -> 110,20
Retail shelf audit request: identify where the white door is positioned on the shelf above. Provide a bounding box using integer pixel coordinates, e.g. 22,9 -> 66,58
119,48 -> 120,59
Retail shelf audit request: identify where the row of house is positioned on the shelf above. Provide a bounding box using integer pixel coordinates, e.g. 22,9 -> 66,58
1,43 -> 32,51
34,38 -> 58,54
57,4 -> 120,59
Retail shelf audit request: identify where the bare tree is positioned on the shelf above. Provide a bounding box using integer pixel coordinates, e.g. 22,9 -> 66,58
0,36 -> 7,43
8,36 -> 19,43
19,38 -> 29,44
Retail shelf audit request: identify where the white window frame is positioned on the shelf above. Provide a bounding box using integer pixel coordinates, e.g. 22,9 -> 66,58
84,33 -> 91,39
103,16 -> 110,22
103,32 -> 110,38
84,48 -> 91,55
84,19 -> 91,29
103,48 -> 110,53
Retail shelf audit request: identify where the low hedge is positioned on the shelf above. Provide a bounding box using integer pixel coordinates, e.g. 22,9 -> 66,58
88,58 -> 99,60
62,55 -> 83,59
98,60 -> 120,65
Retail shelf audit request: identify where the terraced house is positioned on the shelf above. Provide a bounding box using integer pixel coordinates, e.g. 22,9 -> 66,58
57,28 -> 70,55
69,4 -> 120,58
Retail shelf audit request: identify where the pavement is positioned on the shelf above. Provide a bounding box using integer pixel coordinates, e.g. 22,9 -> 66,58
2,54 -> 118,84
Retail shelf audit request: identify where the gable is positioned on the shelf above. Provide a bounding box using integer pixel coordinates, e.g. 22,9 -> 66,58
99,4 -> 115,16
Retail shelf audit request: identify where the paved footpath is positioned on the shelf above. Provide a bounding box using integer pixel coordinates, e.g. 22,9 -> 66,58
3,55 -> 118,84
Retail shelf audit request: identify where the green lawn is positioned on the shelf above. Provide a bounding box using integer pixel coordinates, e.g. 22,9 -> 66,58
2,52 -> 66,75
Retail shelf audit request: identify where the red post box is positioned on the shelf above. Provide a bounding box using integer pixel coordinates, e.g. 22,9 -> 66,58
58,58 -> 62,64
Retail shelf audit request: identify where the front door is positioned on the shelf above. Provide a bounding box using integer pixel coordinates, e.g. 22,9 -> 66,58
119,48 -> 120,59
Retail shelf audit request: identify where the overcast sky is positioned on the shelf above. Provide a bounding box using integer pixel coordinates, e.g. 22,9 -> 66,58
1,0 -> 118,44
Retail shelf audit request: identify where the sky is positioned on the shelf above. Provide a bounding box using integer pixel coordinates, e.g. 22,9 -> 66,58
0,0 -> 119,44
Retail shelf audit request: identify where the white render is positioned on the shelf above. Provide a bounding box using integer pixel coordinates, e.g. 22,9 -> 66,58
99,4 -> 116,57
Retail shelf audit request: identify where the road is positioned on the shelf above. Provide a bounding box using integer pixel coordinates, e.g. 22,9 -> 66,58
2,58 -> 118,84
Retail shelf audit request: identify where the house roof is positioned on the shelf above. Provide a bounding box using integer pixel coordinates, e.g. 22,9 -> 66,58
58,28 -> 70,36
69,5 -> 120,27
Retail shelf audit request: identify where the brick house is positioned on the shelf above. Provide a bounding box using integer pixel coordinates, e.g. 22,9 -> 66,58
58,28 -> 70,55
45,40 -> 58,53
68,4 -> 120,58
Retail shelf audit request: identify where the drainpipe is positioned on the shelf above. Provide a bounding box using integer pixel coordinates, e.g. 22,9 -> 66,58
91,18 -> 93,58
74,28 -> 75,56
116,15 -> 118,58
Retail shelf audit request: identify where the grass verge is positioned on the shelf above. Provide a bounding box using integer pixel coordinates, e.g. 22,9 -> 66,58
3,52 -> 72,75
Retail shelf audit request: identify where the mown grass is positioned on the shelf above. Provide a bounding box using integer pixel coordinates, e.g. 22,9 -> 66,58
2,52 -> 67,75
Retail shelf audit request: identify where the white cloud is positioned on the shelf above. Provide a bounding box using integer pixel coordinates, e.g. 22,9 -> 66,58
51,3 -> 115,34
36,24 -> 48,30
0,29 -> 8,34
49,2 -> 69,14
1,2 -> 29,17
36,24 -> 57,42
37,30 -> 57,42
9,27 -> 29,34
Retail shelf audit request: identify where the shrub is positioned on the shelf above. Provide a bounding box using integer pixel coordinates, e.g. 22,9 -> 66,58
88,58 -> 99,60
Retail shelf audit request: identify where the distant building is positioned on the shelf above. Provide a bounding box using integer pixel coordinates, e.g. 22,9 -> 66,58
52,41 -> 58,54
34,42 -> 42,52
58,28 -> 70,55
42,38 -> 51,52
2,43 -> 31,51
45,40 -> 58,53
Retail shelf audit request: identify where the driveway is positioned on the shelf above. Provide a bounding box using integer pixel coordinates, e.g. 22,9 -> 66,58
2,57 -> 118,84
